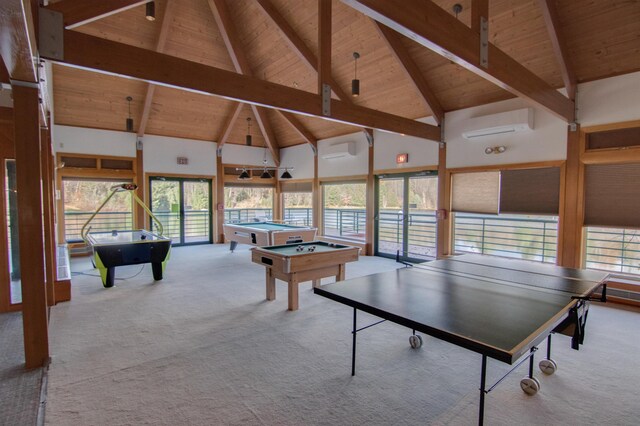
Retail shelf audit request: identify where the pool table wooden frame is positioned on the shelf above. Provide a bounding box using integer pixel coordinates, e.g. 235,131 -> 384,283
223,221 -> 317,251
251,241 -> 360,311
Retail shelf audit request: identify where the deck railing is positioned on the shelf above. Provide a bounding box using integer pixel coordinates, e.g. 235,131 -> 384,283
585,227 -> 640,275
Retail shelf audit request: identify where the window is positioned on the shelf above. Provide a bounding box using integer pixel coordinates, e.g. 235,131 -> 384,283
224,186 -> 273,223
585,227 -> 640,274
451,167 -> 560,263
63,179 -> 133,242
322,182 -> 366,241
282,181 -> 312,226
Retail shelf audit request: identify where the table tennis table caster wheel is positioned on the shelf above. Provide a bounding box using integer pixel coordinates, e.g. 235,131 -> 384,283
539,358 -> 558,375
409,335 -> 423,349
520,376 -> 541,395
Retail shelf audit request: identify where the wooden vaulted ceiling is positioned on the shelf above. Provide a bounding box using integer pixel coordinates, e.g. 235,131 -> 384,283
48,0 -> 640,150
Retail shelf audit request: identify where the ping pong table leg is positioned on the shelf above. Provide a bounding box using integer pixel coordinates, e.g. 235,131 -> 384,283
479,355 -> 487,426
352,308 -> 357,376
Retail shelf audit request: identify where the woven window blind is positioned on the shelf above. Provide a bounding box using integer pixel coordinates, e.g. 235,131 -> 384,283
451,171 -> 500,214
500,167 -> 560,215
584,163 -> 640,227
280,181 -> 313,193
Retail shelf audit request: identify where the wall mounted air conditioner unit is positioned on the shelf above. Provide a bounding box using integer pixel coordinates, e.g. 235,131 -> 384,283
321,141 -> 356,160
462,108 -> 534,139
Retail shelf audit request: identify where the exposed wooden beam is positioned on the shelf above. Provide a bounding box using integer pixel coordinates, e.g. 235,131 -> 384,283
471,0 -> 488,34
46,0 -> 148,29
342,0 -> 575,122
537,0 -> 577,101
278,111 -> 318,150
208,0 -> 280,164
45,30 -> 441,141
255,0 -> 351,102
0,106 -> 13,123
374,22 -> 444,125
138,0 -> 176,137
0,58 -> 10,83
216,102 -> 243,153
318,0 -> 332,96
0,0 -> 38,83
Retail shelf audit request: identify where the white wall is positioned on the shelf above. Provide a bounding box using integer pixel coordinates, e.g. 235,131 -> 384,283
221,144 -> 276,168
54,125 -> 137,157
318,131 -> 369,178
445,98 -> 568,168
374,116 -> 440,171
578,71 -> 640,127
143,134 -> 217,176
280,144 -> 315,180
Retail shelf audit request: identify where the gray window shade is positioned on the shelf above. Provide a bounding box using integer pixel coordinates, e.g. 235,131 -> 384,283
500,167 -> 560,215
451,171 -> 500,214
280,181 -> 313,193
584,164 -> 640,228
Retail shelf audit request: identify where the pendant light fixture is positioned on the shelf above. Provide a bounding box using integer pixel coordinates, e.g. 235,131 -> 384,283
146,1 -> 156,21
245,117 -> 252,146
125,96 -> 134,132
238,169 -> 251,180
260,146 -> 271,179
351,52 -> 360,97
280,169 -> 293,179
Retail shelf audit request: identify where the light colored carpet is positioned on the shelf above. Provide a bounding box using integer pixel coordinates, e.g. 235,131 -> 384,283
0,311 -> 44,426
46,244 -> 640,425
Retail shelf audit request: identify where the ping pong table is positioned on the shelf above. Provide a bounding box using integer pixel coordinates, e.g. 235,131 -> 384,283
313,254 -> 608,425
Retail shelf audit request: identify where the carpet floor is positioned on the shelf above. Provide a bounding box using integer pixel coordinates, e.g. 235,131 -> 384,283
45,244 -> 640,425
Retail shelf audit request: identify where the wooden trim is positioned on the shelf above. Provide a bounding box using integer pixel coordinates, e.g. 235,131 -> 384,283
342,0 -> 575,122
40,127 -> 56,306
537,0 -> 577,100
312,154 -> 320,230
47,30 -> 440,141
135,147 -> 145,229
581,147 -> 640,165
146,172 -> 215,180
216,155 -> 225,243
365,131 -> 374,255
319,175 -> 368,183
558,125 -> 582,268
581,120 -> 640,134
447,160 -> 564,174
374,165 -> 438,175
0,150 -> 10,312
13,85 -> 49,368
436,143 -> 449,257
374,21 -> 444,124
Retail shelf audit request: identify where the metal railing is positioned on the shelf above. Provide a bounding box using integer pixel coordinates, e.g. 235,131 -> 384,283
453,213 -> 558,263
323,208 -> 366,240
378,210 -> 437,259
65,211 -> 133,242
585,227 -> 640,275
224,208 -> 273,223
154,211 -> 210,242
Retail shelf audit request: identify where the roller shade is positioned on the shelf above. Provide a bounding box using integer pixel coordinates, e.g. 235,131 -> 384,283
584,163 -> 640,228
280,181 -> 313,193
451,171 -> 500,214
500,167 -> 560,215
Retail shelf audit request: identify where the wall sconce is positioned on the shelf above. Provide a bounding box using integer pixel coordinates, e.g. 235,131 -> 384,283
485,146 -> 506,154
351,52 -> 360,97
245,117 -> 252,146
125,96 -> 133,132
146,1 -> 156,21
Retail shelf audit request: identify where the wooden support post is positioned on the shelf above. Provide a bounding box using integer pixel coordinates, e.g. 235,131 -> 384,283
40,126 -> 56,306
436,142 -> 450,258
135,141 -> 145,230
365,130 -> 375,255
558,124 -> 582,268
317,0 -> 332,97
13,84 -> 49,368
216,154 -> 225,243
312,153 -> 321,231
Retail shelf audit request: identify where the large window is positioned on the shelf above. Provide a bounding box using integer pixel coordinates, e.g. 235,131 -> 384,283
451,167 -> 560,263
224,186 -> 273,223
282,181 -> 312,226
585,227 -> 640,274
322,182 -> 366,241
63,179 -> 133,242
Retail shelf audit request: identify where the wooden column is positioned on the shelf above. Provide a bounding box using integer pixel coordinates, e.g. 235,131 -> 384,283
436,143 -> 450,258
273,179 -> 282,222
216,154 -> 225,243
558,125 -> 582,268
312,154 -> 321,231
365,131 -> 375,255
317,0 -> 332,96
135,140 -> 145,230
13,84 -> 49,368
40,126 -> 56,306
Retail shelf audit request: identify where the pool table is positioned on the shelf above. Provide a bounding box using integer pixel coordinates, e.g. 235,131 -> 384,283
223,221 -> 317,252
86,230 -> 171,288
251,241 -> 360,311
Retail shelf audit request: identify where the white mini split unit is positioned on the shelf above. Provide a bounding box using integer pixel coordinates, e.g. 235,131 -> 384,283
321,141 -> 356,160
462,108 -> 534,139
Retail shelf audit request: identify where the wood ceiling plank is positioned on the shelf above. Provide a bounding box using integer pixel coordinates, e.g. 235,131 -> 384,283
342,0 -> 575,122
138,0 -> 176,137
374,22 -> 444,124
537,0 -> 576,100
46,0 -> 149,29
208,0 -> 280,164
0,0 -> 38,83
278,111 -> 318,149
46,30 -> 440,141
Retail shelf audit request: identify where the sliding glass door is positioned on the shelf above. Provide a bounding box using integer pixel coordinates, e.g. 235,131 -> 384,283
149,177 -> 212,246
